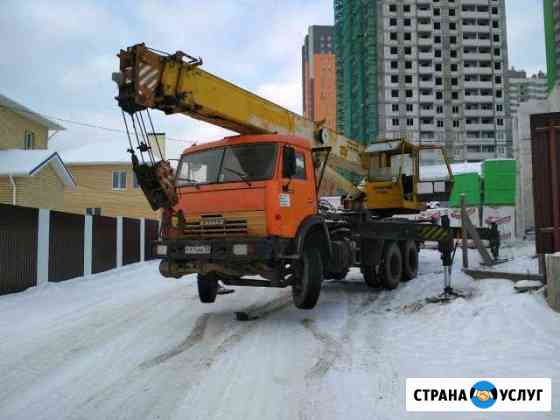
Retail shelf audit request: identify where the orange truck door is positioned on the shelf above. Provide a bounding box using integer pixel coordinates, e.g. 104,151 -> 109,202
279,147 -> 317,237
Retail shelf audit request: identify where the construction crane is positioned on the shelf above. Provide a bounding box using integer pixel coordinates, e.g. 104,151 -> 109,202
112,44 -> 496,309
113,44 -> 453,215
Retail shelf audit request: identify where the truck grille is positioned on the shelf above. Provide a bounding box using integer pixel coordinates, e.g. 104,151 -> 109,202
183,216 -> 248,238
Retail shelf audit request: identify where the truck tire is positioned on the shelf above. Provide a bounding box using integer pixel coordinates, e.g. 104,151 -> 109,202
292,246 -> 323,309
197,273 -> 219,303
380,242 -> 402,290
401,240 -> 419,281
329,270 -> 349,281
362,265 -> 380,288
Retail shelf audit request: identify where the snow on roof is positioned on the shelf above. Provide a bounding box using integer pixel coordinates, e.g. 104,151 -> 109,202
420,161 -> 482,181
0,93 -> 65,131
0,150 -> 76,187
59,141 -> 134,166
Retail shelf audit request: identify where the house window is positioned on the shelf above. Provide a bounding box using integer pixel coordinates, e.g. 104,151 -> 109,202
112,171 -> 127,190
86,208 -> 102,216
392,118 -> 400,127
24,131 -> 35,149
133,174 -> 140,188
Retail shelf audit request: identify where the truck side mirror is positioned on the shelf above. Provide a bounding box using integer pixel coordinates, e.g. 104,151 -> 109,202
282,146 -> 296,178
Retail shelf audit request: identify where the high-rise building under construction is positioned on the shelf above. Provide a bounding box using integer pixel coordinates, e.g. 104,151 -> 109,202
302,25 -> 337,130
334,0 -> 512,161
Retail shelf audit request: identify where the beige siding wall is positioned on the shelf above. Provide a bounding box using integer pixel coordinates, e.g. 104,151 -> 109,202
0,177 -> 13,204
62,164 -> 159,219
0,166 -> 65,209
0,107 -> 49,150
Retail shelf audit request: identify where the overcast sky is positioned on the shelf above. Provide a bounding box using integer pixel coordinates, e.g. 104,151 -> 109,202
0,0 -> 546,158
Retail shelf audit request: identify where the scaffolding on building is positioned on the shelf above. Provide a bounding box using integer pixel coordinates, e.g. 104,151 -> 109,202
335,0 -> 378,146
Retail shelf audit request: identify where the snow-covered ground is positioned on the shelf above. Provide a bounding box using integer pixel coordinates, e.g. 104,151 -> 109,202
0,246 -> 558,420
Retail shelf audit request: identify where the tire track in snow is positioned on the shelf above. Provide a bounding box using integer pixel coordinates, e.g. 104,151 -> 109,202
140,313 -> 211,369
203,293 -> 293,367
301,318 -> 344,380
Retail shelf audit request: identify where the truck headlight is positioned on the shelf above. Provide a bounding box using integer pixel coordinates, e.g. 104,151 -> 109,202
233,244 -> 248,256
156,244 -> 168,256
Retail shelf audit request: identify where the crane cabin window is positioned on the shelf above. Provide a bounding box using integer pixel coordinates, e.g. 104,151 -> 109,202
176,143 -> 277,186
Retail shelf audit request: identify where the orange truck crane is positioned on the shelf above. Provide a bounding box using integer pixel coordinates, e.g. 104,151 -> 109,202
113,44 -> 499,309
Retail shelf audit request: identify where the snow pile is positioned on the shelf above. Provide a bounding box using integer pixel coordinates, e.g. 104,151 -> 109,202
0,246 -> 558,420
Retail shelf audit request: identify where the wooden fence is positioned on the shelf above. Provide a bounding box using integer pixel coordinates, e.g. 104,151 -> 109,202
0,203 -> 160,296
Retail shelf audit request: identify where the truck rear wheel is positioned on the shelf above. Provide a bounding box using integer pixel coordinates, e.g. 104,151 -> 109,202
380,242 -> 402,290
197,273 -> 219,303
292,246 -> 323,309
362,265 -> 380,288
401,240 -> 419,281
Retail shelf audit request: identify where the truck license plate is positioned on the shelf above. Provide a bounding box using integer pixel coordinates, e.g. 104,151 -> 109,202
185,245 -> 211,255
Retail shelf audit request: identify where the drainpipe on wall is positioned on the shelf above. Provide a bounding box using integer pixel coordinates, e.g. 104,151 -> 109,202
8,175 -> 16,205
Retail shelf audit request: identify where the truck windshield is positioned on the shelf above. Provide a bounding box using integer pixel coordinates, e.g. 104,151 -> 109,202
176,143 -> 277,186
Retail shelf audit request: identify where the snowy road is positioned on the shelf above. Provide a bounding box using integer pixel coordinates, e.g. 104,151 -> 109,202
0,248 -> 559,420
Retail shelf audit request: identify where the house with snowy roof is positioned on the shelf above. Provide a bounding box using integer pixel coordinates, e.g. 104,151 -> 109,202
58,134 -> 165,220
0,93 -> 76,209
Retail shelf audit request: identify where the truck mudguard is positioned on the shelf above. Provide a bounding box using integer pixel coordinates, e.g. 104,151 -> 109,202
295,215 -> 332,260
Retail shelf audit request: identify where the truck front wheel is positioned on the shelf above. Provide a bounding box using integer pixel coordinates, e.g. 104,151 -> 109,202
292,246 -> 323,309
380,242 -> 402,290
197,272 -> 219,303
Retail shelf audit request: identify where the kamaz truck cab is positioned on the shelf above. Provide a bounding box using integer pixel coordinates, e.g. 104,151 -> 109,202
159,134 -> 336,309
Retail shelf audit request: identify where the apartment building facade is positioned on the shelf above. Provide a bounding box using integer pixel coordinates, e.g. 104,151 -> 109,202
335,0 -> 512,161
302,25 -> 337,130
508,69 -> 548,117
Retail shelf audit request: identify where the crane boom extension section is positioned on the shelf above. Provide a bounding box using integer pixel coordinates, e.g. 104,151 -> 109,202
114,44 -> 363,190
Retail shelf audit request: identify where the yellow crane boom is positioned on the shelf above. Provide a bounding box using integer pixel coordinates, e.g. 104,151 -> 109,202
114,44 -> 364,193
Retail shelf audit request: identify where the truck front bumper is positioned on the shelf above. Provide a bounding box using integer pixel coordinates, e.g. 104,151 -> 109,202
159,237 -> 289,262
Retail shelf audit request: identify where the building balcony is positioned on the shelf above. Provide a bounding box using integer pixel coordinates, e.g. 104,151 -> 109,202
419,93 -> 436,102
463,38 -> 491,47
464,67 -> 493,75
465,123 -> 496,131
418,52 -> 434,60
464,95 -> 495,103
462,11 -> 491,19
463,52 -> 493,61
464,81 -> 494,89
419,109 -> 436,117
417,37 -> 433,46
417,9 -> 432,18
464,109 -> 495,118
421,123 -> 437,131
417,24 -> 433,32
418,65 -> 435,74
418,79 -> 435,88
